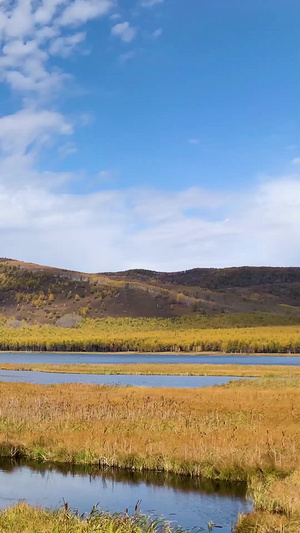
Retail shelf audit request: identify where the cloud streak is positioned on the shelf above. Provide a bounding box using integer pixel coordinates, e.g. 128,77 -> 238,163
139,0 -> 164,8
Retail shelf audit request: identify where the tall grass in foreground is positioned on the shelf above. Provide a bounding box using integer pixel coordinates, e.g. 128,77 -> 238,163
0,378 -> 299,480
0,502 -> 174,533
235,471 -> 300,532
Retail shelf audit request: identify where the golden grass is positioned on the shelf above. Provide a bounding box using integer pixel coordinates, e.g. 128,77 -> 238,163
1,322 -> 300,353
0,502 -> 167,533
235,471 -> 300,532
235,511 -> 300,532
0,362 -> 300,378
1,378 -> 300,531
0,378 -> 299,480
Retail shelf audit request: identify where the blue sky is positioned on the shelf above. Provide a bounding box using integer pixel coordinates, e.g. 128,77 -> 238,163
0,0 -> 300,271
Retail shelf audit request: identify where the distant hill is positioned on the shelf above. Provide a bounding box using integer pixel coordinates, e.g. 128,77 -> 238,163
0,259 -> 300,325
105,266 -> 300,289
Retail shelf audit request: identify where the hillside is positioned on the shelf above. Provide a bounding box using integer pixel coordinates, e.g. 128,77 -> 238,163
0,259 -> 300,325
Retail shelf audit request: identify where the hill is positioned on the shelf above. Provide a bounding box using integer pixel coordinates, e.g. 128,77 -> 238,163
0,259 -> 300,325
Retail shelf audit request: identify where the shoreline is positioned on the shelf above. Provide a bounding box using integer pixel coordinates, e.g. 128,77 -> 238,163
0,378 -> 298,530
0,362 -> 299,377
0,350 -> 300,356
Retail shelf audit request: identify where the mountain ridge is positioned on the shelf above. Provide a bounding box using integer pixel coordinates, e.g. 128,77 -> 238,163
0,258 -> 300,325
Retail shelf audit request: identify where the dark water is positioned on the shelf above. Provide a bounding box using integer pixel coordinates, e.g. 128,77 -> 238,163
0,461 -> 252,531
0,352 -> 299,365
0,370 -> 246,388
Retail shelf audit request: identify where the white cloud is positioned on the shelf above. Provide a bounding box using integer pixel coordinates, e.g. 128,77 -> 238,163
0,0 -> 114,97
111,22 -> 137,43
59,0 -> 113,26
139,0 -> 164,7
0,167 -> 300,271
0,109 -> 72,155
0,0 -> 298,274
49,32 -> 86,57
291,157 -> 300,165
34,0 -> 67,26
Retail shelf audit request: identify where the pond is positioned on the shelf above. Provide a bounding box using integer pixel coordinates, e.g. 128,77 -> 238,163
0,460 -> 253,531
0,352 -> 299,365
0,370 -> 248,388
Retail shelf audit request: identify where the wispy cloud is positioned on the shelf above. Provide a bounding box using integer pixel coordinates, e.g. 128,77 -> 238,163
111,22 -> 137,43
58,142 -> 78,159
119,50 -> 137,64
97,170 -> 117,182
188,138 -> 200,145
110,13 -> 122,20
139,0 -> 164,8
152,28 -> 163,39
0,109 -> 72,156
49,32 -> 86,58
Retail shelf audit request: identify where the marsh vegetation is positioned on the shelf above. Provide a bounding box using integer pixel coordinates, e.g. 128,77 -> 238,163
1,320 -> 300,353
0,377 -> 298,529
0,362 -> 299,377
0,502 -> 173,533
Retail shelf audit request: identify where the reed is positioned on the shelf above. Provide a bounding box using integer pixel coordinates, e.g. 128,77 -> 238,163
0,378 -> 299,480
235,471 -> 300,532
0,502 -> 172,533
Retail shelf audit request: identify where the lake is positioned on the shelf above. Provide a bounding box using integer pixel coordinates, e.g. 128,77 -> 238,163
0,370 -> 248,388
0,352 -> 299,365
0,460 -> 252,531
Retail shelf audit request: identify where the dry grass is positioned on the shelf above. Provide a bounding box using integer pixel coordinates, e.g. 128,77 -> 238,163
235,511 -> 300,532
0,502 -> 169,533
235,471 -> 300,532
1,378 -> 300,531
0,378 -> 299,480
0,362 -> 299,377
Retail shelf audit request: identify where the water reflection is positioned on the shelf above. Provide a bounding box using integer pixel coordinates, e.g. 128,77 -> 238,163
0,460 -> 252,531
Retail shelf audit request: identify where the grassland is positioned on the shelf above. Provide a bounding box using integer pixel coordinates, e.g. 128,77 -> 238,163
0,362 -> 300,377
0,377 -> 299,478
235,471 -> 300,532
0,502 -> 169,533
0,377 -> 299,530
1,317 -> 300,353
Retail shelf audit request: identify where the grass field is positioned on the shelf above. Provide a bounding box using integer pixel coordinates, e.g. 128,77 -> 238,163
0,377 -> 299,479
0,375 -> 299,530
1,318 -> 300,353
0,502 -> 168,533
0,362 -> 300,377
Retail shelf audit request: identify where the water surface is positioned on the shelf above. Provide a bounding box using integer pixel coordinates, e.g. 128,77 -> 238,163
0,370 -> 246,388
0,461 -> 252,531
0,352 -> 299,365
